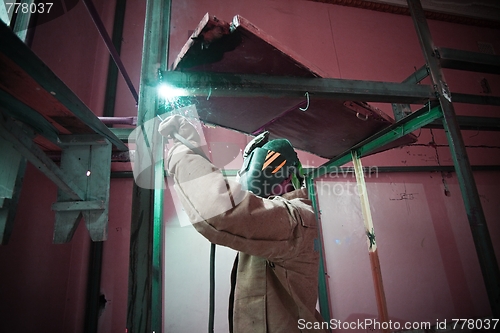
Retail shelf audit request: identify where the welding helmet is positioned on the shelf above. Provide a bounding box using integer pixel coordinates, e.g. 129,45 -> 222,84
237,131 -> 304,198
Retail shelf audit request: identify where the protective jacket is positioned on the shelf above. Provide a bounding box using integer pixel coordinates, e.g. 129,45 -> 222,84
167,142 -> 328,333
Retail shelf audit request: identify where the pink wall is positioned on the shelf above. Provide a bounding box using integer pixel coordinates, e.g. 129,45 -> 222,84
0,0 -> 499,332
0,164 -> 90,333
1,1 -> 134,332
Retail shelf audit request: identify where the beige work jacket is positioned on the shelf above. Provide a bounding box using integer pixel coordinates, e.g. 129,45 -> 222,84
167,143 -> 328,333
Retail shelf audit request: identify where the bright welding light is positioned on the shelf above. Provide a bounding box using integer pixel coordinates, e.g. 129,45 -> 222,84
158,83 -> 186,101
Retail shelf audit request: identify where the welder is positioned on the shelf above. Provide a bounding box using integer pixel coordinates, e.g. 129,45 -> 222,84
159,115 -> 327,333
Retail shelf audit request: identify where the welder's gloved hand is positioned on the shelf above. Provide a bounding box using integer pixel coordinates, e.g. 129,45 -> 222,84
158,115 -> 201,144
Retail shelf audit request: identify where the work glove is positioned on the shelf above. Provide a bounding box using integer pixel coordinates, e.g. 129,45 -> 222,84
158,115 -> 201,144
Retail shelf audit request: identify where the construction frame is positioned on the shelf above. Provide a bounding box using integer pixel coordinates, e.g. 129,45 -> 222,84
127,0 -> 499,331
0,0 -> 498,332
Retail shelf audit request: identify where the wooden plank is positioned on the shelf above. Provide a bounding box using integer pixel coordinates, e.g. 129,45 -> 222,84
352,150 -> 389,331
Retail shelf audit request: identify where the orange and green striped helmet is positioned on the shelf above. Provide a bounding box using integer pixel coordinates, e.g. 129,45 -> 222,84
238,132 -> 304,197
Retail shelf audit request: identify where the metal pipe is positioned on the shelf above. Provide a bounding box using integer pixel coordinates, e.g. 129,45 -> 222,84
407,0 -> 500,318
99,116 -> 137,126
85,3 -> 128,330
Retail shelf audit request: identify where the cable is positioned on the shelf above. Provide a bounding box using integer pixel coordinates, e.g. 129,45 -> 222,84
208,243 -> 216,333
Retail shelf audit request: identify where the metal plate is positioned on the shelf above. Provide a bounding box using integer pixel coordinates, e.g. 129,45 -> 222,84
172,14 -> 416,159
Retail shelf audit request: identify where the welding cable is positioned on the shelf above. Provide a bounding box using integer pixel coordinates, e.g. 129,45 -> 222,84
208,242 -> 216,333
170,132 -> 216,333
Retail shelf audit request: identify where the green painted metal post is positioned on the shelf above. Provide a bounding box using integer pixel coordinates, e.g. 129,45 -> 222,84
306,176 -> 332,326
127,0 -> 171,332
407,0 -> 500,318
306,104 -> 443,325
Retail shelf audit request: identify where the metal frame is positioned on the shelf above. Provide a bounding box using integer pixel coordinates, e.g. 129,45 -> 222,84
127,0 -> 171,332
406,0 -> 499,318
0,11 -> 128,245
128,0 -> 500,330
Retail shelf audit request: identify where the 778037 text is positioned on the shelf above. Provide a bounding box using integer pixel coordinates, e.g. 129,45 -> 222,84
447,318 -> 498,330
5,2 -> 53,14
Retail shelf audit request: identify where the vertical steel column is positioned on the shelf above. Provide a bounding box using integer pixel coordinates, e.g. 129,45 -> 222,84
86,1 -> 128,331
407,0 -> 500,318
306,176 -> 332,325
127,1 -> 171,332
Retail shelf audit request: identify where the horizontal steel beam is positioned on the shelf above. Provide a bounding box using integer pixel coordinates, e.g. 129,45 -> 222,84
163,71 -> 436,104
304,165 -> 500,175
438,47 -> 500,74
452,92 -> 500,106
425,116 -> 500,131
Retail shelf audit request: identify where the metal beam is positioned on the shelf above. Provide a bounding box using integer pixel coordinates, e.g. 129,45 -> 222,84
163,70 -> 435,104
128,0 -> 171,332
0,88 -> 61,146
306,176 -> 332,324
402,64 -> 429,84
309,104 -> 443,179
392,65 -> 429,120
438,47 -> 500,75
407,0 -> 500,318
0,21 -> 128,151
452,93 -> 500,106
425,116 -> 500,131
